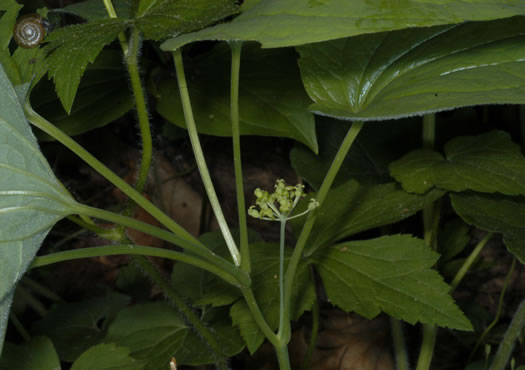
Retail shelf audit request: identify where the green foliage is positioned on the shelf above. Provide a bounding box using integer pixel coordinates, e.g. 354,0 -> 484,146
54,0 -> 132,21
451,192 -> 525,263
0,65 -> 74,355
156,43 -> 318,152
134,0 -> 238,41
104,303 -> 244,367
161,0 -> 525,49
33,50 -> 134,141
0,336 -> 60,370
31,293 -> 131,362
312,235 -> 472,330
297,17 -> 525,120
292,180 -> 444,255
43,19 -> 130,113
390,131 -> 525,195
71,343 -> 144,370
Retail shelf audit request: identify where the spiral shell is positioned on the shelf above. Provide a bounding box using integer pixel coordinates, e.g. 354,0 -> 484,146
13,14 -> 46,48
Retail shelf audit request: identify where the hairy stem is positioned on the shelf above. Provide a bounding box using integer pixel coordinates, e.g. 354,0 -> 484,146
172,49 -> 241,266
132,255 -> 227,370
125,26 -> 152,193
229,41 -> 250,274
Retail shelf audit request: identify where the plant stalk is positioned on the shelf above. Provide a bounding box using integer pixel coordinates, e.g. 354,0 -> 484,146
280,121 -> 364,345
172,49 -> 241,266
489,299 -> 525,370
450,232 -> 493,291
416,325 -> 437,370
25,104 -> 202,250
391,318 -> 410,370
229,41 -> 250,274
278,218 -> 287,339
301,267 -> 320,370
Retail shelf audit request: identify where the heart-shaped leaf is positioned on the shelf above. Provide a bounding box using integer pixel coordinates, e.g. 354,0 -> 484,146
0,65 -> 75,355
297,17 -> 525,120
161,0 -> 525,50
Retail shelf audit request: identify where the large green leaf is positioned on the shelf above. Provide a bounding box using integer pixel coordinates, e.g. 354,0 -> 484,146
105,303 -> 244,368
313,235 -> 472,330
157,43 -> 317,151
53,0 -> 132,21
161,0 -> 525,50
297,17 -> 525,120
0,0 -> 21,50
451,192 -> 525,263
135,0 -> 238,41
290,117 -> 420,189
0,65 -> 74,355
229,243 -> 315,353
31,293 -> 131,362
33,50 -> 134,141
389,131 -> 525,195
293,180 -> 444,255
0,336 -> 61,370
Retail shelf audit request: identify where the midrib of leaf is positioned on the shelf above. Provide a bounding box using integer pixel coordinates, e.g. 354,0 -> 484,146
0,165 -> 69,199
321,251 -> 461,323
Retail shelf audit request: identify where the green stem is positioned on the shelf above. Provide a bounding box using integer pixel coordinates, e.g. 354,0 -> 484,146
30,244 -> 240,286
69,203 -> 249,287
275,343 -> 291,370
391,318 -> 410,370
417,113 -> 438,370
8,313 -> 30,342
172,49 -> 241,266
416,325 -> 437,370
20,277 -> 61,302
278,218 -> 287,338
450,233 -> 493,291
67,215 -> 122,240
132,255 -> 227,370
240,287 -> 279,347
489,299 -> 525,370
102,0 -> 128,54
469,257 -> 516,363
229,41 -> 250,274
280,121 -> 364,344
24,104 -> 201,249
125,26 -> 152,193
301,267 -> 320,370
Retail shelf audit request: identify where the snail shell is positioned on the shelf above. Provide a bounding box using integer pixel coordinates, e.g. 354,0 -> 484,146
13,14 -> 46,48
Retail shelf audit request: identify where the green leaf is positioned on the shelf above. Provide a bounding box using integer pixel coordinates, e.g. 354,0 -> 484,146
0,0 -> 21,50
438,219 -> 471,263
230,243 -> 315,353
389,131 -> 525,195
161,0 -> 525,50
0,336 -> 61,370
451,192 -> 525,263
135,0 -> 238,41
294,180 -> 444,255
157,43 -> 317,152
32,293 -> 131,362
312,234 -> 472,330
105,303 -> 244,367
33,50 -> 134,141
0,64 -> 74,353
0,293 -> 14,357
296,17 -> 525,120
43,18 -> 130,113
71,343 -> 144,370
290,117 -> 420,189
53,0 -> 132,21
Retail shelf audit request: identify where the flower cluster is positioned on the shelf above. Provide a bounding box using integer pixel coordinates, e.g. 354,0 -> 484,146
248,179 -> 319,221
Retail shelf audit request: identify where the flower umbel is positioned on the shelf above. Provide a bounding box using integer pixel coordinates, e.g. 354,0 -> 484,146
248,179 -> 319,221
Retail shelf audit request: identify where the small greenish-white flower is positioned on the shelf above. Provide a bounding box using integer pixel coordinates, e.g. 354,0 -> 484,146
248,179 -> 318,221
